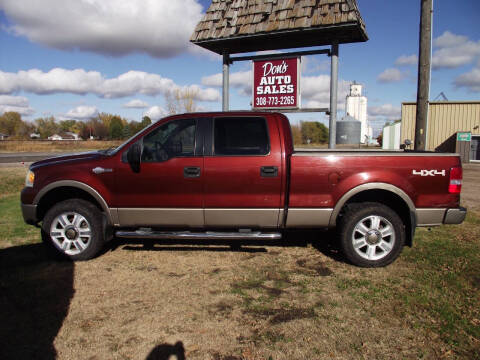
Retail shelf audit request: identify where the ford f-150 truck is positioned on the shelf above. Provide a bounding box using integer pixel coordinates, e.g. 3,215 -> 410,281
21,112 -> 466,267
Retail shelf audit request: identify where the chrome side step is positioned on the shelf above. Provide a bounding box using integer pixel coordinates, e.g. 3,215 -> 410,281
115,229 -> 282,240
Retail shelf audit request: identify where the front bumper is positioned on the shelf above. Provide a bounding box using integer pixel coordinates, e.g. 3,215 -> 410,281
21,203 -> 38,225
443,207 -> 467,224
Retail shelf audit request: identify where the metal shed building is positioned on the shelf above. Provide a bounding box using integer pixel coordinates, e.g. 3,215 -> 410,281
401,101 -> 480,162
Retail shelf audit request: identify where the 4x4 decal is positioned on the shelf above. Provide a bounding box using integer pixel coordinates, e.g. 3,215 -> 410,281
412,169 -> 446,176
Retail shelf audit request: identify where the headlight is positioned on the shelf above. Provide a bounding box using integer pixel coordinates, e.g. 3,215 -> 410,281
25,170 -> 35,187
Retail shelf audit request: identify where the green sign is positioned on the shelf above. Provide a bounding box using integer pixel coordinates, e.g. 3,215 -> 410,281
457,132 -> 471,142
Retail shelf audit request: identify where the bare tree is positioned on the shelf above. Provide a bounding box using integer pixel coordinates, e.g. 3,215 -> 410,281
165,88 -> 199,114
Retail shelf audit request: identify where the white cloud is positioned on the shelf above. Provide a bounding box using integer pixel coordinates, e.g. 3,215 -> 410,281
301,57 -> 330,74
0,0 -> 204,58
0,95 -> 30,107
395,55 -> 418,66
123,99 -> 149,109
455,66 -> 480,93
433,31 -> 468,48
0,68 -> 101,95
202,70 -> 252,96
432,31 -> 480,69
144,106 -> 167,122
301,75 -> 350,110
0,68 -> 220,102
181,85 -> 221,102
377,68 -> 407,83
368,104 -> 401,120
201,73 -> 223,87
0,95 -> 35,116
63,105 -> 98,120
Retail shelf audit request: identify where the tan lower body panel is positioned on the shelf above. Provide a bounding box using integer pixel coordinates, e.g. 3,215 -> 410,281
416,208 -> 447,226
116,208 -> 204,227
286,208 -> 333,228
204,209 -> 280,228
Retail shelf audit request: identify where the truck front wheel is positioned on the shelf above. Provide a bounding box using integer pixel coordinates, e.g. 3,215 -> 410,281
338,202 -> 405,267
41,199 -> 104,261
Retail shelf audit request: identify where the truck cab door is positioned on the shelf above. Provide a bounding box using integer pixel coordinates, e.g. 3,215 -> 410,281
114,117 -> 206,227
203,116 -> 283,228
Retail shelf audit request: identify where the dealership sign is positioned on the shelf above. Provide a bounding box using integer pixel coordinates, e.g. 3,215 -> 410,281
457,132 -> 471,142
252,57 -> 300,110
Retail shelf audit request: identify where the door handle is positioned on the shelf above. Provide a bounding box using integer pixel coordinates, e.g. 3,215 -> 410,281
92,167 -> 113,174
184,166 -> 201,178
260,166 -> 278,177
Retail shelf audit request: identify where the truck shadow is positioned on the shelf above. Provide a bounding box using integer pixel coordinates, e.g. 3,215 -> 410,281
110,230 -> 346,264
0,243 -> 74,360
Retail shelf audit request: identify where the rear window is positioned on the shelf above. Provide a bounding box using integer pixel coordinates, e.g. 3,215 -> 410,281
214,117 -> 269,156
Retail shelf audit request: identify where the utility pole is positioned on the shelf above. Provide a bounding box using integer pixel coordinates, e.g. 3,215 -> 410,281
414,0 -> 433,151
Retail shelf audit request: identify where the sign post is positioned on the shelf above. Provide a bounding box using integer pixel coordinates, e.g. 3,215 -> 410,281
252,57 -> 300,110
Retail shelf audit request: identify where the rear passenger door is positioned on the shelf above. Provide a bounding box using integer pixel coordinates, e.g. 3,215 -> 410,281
203,116 -> 283,228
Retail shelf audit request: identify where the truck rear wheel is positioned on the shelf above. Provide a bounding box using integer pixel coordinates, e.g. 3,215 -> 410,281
338,202 -> 405,267
41,199 -> 104,261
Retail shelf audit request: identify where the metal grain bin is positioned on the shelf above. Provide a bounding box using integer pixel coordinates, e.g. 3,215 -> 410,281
336,115 -> 361,144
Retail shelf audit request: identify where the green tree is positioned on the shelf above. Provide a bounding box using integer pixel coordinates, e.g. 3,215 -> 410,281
35,116 -> 59,139
109,116 -> 124,139
290,123 -> 302,145
88,118 -> 108,139
76,122 -> 90,140
141,116 -> 152,128
0,111 -> 23,136
15,120 -> 35,139
59,120 -> 77,132
300,121 -> 329,144
122,124 -> 131,139
97,112 -> 115,129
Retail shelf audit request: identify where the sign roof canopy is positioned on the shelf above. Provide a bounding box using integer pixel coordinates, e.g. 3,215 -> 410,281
191,0 -> 368,55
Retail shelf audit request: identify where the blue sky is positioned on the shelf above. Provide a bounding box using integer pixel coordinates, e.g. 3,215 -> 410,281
0,0 -> 479,135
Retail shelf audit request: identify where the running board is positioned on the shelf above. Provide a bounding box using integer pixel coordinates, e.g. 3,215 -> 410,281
115,229 -> 282,240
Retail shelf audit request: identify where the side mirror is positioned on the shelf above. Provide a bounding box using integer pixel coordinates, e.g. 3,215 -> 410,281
127,142 -> 142,173
400,139 -> 412,150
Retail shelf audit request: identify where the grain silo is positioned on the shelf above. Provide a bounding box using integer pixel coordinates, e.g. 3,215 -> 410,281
336,115 -> 361,144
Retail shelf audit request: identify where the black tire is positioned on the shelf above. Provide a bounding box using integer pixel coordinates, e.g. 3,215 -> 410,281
41,199 -> 105,261
338,202 -> 405,267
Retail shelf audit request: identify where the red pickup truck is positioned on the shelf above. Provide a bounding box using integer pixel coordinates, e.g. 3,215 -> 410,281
21,112 -> 466,267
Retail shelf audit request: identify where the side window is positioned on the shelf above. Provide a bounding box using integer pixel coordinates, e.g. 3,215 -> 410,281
141,119 -> 196,162
214,117 -> 269,156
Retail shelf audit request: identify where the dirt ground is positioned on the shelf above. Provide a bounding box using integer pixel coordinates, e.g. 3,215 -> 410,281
2,239 -> 457,360
1,164 -> 479,360
460,163 -> 480,212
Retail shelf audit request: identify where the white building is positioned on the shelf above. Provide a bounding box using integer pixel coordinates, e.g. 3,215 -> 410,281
382,121 -> 401,150
48,132 -> 81,141
345,82 -> 372,143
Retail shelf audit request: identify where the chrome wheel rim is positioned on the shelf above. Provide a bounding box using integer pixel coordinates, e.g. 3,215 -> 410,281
50,212 -> 92,255
352,215 -> 395,261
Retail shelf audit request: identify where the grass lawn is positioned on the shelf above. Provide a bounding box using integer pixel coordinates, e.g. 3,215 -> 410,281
0,167 -> 39,249
0,166 -> 479,359
0,140 -> 123,153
